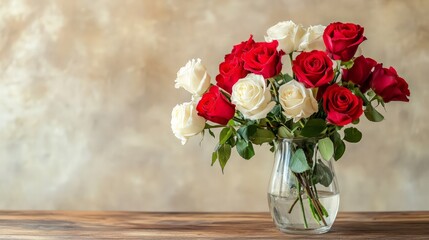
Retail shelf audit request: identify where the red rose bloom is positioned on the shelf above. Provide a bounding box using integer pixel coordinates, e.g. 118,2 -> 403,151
292,50 -> 334,88
342,55 -> 377,92
216,57 -> 249,94
229,35 -> 255,59
242,40 -> 285,78
370,64 -> 410,103
215,36 -> 255,94
323,22 -> 367,61
196,86 -> 236,125
323,84 -> 363,126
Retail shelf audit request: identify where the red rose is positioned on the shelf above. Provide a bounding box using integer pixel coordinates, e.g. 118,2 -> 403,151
322,84 -> 363,126
342,55 -> 377,92
216,36 -> 255,94
229,35 -> 255,59
323,22 -> 367,61
242,40 -> 285,78
370,64 -> 410,103
216,57 -> 249,94
196,86 -> 236,125
292,50 -> 334,88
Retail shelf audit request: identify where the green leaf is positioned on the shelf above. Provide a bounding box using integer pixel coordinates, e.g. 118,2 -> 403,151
364,106 -> 384,122
308,199 -> 321,222
237,125 -> 257,142
249,128 -> 275,145
318,137 -> 334,161
269,104 -> 282,116
208,129 -> 215,138
218,144 -> 231,173
236,139 -> 255,160
289,148 -> 310,173
344,127 -> 362,143
278,126 -> 293,138
300,119 -> 327,137
219,127 -> 233,145
211,151 -> 217,166
330,132 -> 346,161
282,73 -> 294,83
313,160 -> 334,187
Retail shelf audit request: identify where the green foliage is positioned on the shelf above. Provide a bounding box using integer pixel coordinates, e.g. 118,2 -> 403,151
318,137 -> 334,161
236,139 -> 255,160
344,127 -> 362,143
278,126 -> 294,138
219,127 -> 233,145
330,132 -> 346,161
211,151 -> 217,166
364,105 -> 384,122
249,128 -> 275,145
312,160 -> 334,187
237,125 -> 257,142
217,144 -> 231,173
300,119 -> 327,137
289,148 -> 310,173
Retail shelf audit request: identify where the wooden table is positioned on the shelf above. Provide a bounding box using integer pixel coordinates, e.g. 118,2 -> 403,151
0,211 -> 427,239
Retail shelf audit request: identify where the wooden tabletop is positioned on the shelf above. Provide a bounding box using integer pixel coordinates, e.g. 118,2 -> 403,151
0,211 -> 427,239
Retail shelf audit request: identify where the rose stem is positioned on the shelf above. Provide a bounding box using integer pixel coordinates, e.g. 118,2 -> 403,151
297,179 -> 309,229
297,173 -> 327,226
288,196 -> 300,214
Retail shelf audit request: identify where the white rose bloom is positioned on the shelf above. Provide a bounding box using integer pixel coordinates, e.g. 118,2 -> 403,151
298,25 -> 326,52
278,80 -> 318,122
175,58 -> 211,96
231,74 -> 276,120
171,100 -> 206,145
265,21 -> 305,54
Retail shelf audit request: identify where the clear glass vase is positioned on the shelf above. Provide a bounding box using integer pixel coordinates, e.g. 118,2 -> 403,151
268,138 -> 340,234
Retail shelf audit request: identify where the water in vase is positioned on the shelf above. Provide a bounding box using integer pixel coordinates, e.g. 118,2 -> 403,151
268,191 -> 340,232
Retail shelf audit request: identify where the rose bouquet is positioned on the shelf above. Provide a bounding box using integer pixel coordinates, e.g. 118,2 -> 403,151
171,21 -> 410,233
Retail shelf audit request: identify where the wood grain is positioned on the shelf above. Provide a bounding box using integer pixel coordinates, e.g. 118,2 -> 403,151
0,211 -> 427,239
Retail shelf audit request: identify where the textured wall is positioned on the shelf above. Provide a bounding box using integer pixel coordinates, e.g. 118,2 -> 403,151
0,0 -> 427,211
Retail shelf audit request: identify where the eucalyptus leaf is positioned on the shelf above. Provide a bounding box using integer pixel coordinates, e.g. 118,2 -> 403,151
344,127 -> 362,143
236,139 -> 255,160
318,137 -> 334,161
289,148 -> 310,173
301,119 -> 327,137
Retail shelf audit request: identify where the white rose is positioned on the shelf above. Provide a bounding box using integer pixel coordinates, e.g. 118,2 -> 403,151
175,58 -> 211,96
278,80 -> 318,122
231,74 -> 276,120
171,100 -> 206,145
265,21 -> 305,54
298,25 -> 326,52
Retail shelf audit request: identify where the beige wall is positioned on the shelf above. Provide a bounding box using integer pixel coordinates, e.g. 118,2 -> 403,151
0,0 -> 427,211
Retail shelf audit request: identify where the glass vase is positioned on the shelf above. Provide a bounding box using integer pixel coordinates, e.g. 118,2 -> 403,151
268,138 -> 340,234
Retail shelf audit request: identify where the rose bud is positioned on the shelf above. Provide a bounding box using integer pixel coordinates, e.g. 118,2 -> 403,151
342,55 -> 377,92
370,64 -> 410,103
